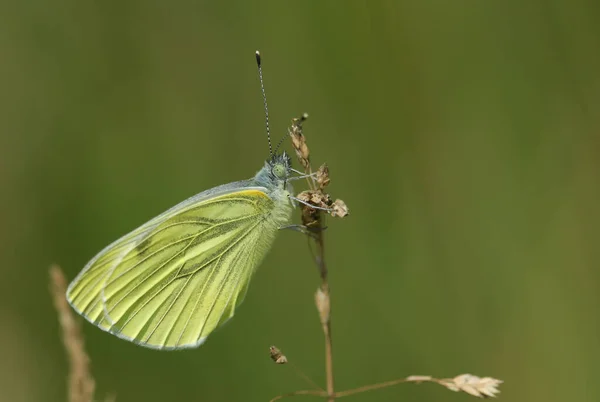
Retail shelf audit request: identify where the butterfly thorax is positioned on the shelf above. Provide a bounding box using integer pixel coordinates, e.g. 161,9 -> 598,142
252,152 -> 293,225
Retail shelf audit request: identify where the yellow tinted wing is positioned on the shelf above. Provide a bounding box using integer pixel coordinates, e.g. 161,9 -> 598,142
67,188 -> 280,349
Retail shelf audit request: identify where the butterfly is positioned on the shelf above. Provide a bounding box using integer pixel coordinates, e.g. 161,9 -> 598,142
67,51 -> 300,350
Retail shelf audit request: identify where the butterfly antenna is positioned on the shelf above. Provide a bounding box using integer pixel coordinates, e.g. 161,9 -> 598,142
273,133 -> 287,154
274,112 -> 308,154
255,51 -> 273,157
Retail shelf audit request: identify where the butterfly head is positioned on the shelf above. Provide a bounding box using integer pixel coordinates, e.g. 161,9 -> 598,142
253,151 -> 292,193
268,151 -> 292,181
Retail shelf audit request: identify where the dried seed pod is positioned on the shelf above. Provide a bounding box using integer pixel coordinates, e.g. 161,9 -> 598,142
330,199 -> 349,218
316,164 -> 330,189
289,114 -> 310,169
296,191 -> 312,203
314,288 -> 330,325
269,345 -> 288,364
309,191 -> 331,208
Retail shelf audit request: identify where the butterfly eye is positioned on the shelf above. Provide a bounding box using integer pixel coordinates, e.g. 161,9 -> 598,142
271,163 -> 287,179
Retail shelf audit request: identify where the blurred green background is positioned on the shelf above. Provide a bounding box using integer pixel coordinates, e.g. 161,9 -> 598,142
1,1 -> 599,401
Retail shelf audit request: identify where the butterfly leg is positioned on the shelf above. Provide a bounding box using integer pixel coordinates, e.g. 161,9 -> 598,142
279,224 -> 327,239
288,168 -> 318,181
289,195 -> 333,212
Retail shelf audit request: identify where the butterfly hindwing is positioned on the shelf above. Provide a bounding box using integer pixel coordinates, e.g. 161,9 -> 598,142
67,188 -> 279,349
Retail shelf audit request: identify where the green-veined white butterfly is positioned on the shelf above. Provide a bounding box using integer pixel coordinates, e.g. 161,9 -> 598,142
67,51 -> 300,350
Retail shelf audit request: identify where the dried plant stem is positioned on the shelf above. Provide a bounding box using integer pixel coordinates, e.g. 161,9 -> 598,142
290,362 -> 324,392
315,236 -> 334,401
271,115 -> 500,402
290,113 -> 339,401
333,376 -> 420,398
49,264 -> 96,402
303,160 -> 335,400
269,389 -> 327,402
270,374 -> 502,401
323,321 -> 334,402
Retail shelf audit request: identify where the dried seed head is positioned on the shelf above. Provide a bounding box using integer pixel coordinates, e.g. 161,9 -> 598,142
49,265 -> 97,402
289,114 -> 311,169
330,199 -> 349,218
309,191 -> 331,207
316,164 -> 330,189
269,346 -> 288,364
297,190 -> 332,210
296,189 -> 335,228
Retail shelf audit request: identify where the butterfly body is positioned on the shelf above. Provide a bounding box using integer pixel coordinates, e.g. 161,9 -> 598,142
67,153 -> 293,350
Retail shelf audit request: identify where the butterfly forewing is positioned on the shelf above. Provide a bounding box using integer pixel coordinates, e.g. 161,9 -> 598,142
67,188 -> 279,349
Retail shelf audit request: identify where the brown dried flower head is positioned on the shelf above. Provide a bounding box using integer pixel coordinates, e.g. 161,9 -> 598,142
296,190 -> 328,228
269,346 -> 288,364
289,113 -> 310,169
316,164 -> 330,189
330,199 -> 349,218
297,190 -> 349,225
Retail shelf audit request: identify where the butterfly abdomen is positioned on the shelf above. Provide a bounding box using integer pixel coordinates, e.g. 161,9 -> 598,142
248,186 -> 292,269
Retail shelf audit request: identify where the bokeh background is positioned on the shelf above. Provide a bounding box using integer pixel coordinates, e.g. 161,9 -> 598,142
1,1 -> 599,401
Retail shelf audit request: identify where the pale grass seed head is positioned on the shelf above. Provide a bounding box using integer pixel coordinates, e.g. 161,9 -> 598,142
439,374 -> 503,398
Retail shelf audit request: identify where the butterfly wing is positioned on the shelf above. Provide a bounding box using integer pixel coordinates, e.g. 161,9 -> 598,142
67,185 -> 285,349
